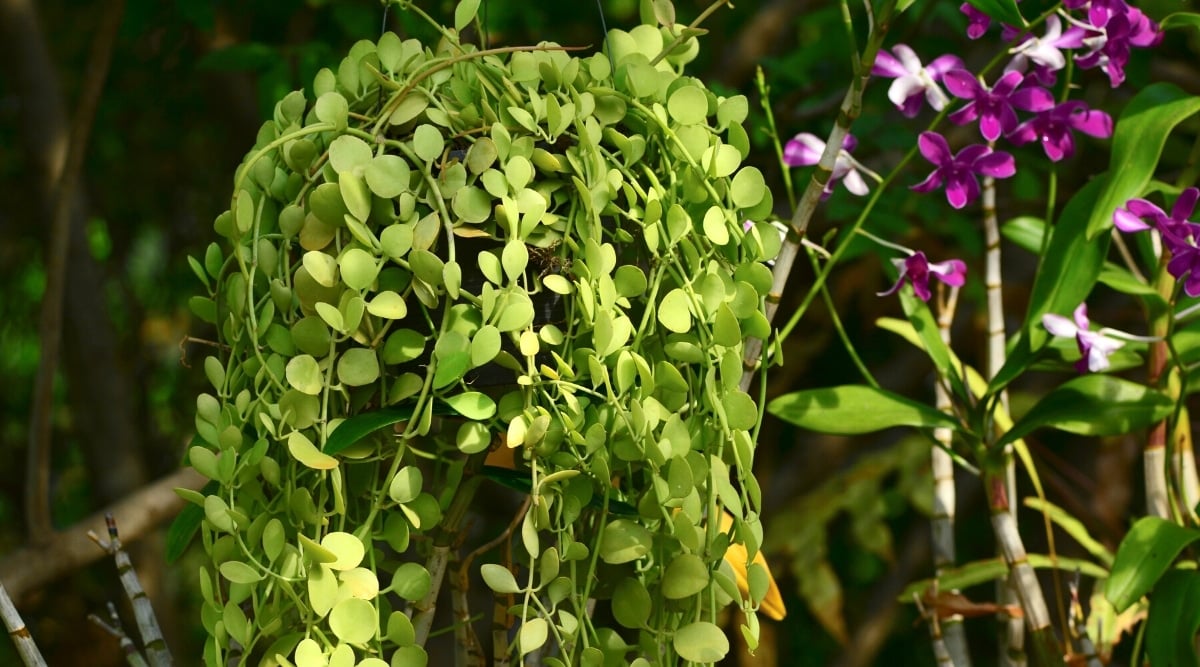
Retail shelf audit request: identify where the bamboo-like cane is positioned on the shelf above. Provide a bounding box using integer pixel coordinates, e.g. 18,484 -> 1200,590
739,0 -> 898,392
987,474 -> 1063,667
0,581 -> 47,667
1174,413 -> 1199,517
980,172 -> 1031,667
412,471 -> 485,647
933,286 -> 971,667
88,514 -> 172,667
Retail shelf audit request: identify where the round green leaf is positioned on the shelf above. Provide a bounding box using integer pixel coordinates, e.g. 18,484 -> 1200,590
519,618 -> 548,656
337,348 -> 380,387
391,562 -> 432,601
674,621 -> 729,663
667,85 -> 707,125
730,166 -> 766,208
471,325 -> 501,366
383,328 -> 425,364
505,156 -> 533,191
452,186 -> 493,223
367,291 -> 408,319
612,577 -> 651,628
328,135 -> 373,174
321,531 -> 366,570
658,288 -> 693,334
387,610 -> 415,647
412,124 -> 444,163
456,422 -> 491,454
314,92 -> 349,128
480,563 -> 521,594
599,519 -> 652,564
365,154 -> 411,199
339,248 -> 378,291
442,391 -> 497,419
722,391 -> 757,431
389,466 -> 423,504
329,597 -> 375,644
662,553 -> 709,599
502,240 -> 528,283
288,431 -> 338,470
340,172 -> 372,222
380,224 -> 414,258
302,251 -> 338,288
286,354 -> 323,395
219,560 -> 263,584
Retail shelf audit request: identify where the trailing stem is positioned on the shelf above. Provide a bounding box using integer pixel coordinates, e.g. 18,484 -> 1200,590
933,287 -> 971,667
739,0 -> 898,392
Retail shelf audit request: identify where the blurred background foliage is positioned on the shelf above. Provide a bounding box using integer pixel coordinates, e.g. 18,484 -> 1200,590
0,0 -> 1197,664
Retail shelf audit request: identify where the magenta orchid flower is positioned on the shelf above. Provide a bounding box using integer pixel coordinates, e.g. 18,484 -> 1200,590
910,132 -> 1016,209
872,45 -> 964,118
944,69 -> 1055,141
783,133 -> 871,197
1113,188 -> 1200,297
1007,101 -> 1112,162
960,3 -> 992,39
878,251 -> 967,302
1042,303 -> 1126,373
1075,4 -> 1163,87
1006,15 -> 1087,73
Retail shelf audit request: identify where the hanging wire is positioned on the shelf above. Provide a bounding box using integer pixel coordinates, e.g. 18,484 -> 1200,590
595,0 -> 614,78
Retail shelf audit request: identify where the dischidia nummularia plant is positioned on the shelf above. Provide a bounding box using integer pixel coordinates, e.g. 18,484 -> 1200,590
173,0 -> 787,664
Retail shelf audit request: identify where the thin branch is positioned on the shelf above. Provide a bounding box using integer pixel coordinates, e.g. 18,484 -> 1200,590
89,515 -> 173,667
24,0 -> 127,544
0,581 -> 47,667
89,602 -> 150,667
0,468 -> 206,603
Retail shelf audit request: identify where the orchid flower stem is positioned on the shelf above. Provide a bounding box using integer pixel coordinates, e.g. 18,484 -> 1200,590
810,247 -> 878,388
854,227 -> 913,254
756,66 -> 798,214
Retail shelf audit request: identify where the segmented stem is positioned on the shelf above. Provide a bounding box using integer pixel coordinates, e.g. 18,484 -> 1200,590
933,288 -> 971,667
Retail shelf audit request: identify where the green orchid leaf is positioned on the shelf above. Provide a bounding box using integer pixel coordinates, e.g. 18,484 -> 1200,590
1145,569 -> 1200,667
901,554 -> 1108,601
768,385 -> 959,435
323,406 -> 418,455
1087,83 -> 1200,239
996,375 -> 1173,449
167,479 -> 219,563
1107,517 -> 1200,612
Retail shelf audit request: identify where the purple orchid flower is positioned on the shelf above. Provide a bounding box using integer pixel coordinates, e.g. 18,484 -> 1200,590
1114,188 -> 1200,296
1006,15 -> 1087,73
783,133 -> 870,197
878,251 -> 967,302
944,69 -> 1055,141
1042,303 -> 1125,373
960,3 -> 991,39
910,132 -> 1016,209
872,45 -> 964,118
1075,4 -> 1163,87
1007,101 -> 1112,161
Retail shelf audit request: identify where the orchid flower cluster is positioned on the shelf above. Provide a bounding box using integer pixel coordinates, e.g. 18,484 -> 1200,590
779,0 -> 1163,372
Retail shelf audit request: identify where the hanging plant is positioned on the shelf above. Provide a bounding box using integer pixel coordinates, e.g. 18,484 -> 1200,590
177,0 -> 782,664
